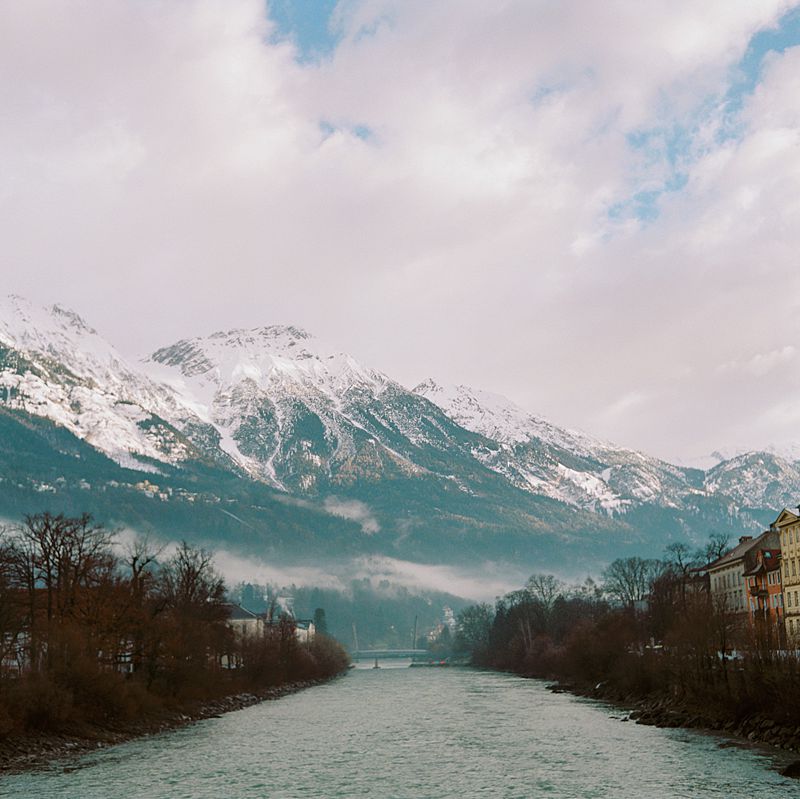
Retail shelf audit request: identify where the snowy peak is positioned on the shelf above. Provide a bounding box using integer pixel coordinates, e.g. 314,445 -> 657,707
705,451 -> 800,509
414,379 -> 604,455
2,295 -> 800,533
415,379 -> 536,444
413,378 -> 697,513
0,296 -> 216,469
143,325 -> 409,490
149,325 -> 387,398
0,295 -> 107,364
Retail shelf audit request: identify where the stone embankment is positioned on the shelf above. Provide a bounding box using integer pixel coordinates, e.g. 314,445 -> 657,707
0,677 -> 335,774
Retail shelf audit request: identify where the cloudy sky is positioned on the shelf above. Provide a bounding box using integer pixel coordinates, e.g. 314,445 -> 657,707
3,1 -> 800,464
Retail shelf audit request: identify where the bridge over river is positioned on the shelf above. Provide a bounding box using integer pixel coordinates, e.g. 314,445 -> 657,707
352,649 -> 428,660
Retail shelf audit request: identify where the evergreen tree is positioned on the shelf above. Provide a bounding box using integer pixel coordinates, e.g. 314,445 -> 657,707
313,607 -> 329,636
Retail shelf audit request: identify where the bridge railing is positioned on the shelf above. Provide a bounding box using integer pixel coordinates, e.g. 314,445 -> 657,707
352,649 -> 429,659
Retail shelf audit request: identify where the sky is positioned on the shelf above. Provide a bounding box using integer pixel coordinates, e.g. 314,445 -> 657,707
3,1 -> 800,465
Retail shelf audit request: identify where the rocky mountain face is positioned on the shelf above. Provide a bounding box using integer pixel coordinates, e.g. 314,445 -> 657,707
413,380 -> 702,513
704,452 -> 800,511
0,295 -> 230,473
0,295 -> 795,571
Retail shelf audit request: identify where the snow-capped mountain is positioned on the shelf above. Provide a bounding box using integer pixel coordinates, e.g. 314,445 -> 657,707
144,326 -> 512,497
704,452 -> 800,511
414,380 -> 699,513
0,295 -> 227,472
0,295 -> 795,569
146,325 -> 403,489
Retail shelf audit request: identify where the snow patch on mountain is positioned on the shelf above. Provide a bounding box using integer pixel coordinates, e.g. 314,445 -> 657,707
144,326 -> 421,488
0,295 -> 209,467
414,379 -> 604,454
2,296 -> 798,526
414,379 -> 699,513
705,452 -> 800,509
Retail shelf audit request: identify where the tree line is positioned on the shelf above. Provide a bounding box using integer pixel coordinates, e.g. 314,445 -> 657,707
0,512 -> 348,736
451,535 -> 800,727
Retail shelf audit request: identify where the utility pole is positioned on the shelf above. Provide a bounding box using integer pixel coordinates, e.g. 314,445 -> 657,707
412,615 -> 418,650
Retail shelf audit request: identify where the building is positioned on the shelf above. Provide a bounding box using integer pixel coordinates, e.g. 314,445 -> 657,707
706,530 -> 779,615
743,546 -> 783,633
771,508 -> 800,646
222,603 -> 263,637
293,620 -> 316,644
221,604 -> 263,669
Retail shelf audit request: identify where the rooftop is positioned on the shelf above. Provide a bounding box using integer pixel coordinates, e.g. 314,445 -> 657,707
705,530 -> 779,572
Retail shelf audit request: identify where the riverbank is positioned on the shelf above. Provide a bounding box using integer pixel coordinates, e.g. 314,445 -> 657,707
0,675 -> 342,774
544,679 -> 800,778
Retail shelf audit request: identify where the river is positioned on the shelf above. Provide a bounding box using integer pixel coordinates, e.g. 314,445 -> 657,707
1,665 -> 795,798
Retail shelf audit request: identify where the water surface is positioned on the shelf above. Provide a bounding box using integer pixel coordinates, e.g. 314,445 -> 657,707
1,667 -> 794,798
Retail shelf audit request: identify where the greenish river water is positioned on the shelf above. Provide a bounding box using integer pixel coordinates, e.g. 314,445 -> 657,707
1,665 -> 796,798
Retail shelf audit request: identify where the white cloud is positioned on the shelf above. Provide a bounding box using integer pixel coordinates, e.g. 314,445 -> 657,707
2,0 -> 800,463
717,345 -> 796,377
323,496 -> 380,534
212,550 -> 523,601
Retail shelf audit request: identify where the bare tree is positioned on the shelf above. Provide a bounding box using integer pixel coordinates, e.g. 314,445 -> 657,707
703,532 -> 731,564
0,529 -> 26,672
455,603 -> 494,656
158,541 -> 225,609
124,533 -> 164,604
664,542 -> 697,574
15,512 -> 112,622
526,573 -> 563,615
664,541 -> 702,608
602,557 -> 662,607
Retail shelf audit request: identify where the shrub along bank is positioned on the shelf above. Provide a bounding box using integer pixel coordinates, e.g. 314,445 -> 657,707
453,564 -> 800,763
0,512 -> 349,762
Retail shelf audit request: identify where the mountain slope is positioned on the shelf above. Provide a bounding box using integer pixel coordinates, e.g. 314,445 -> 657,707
0,295 -> 232,473
413,380 -> 704,513
0,295 -> 790,571
705,452 -> 800,511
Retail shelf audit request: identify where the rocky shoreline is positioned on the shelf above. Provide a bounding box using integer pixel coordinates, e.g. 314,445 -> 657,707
546,681 -> 800,779
0,676 -> 340,775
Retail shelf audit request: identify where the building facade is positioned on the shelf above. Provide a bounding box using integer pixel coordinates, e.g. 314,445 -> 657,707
744,547 -> 783,637
772,508 -> 800,646
707,530 -> 779,615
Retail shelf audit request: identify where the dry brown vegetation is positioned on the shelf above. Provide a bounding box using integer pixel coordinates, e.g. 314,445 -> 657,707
0,512 -> 349,738
457,560 -> 800,729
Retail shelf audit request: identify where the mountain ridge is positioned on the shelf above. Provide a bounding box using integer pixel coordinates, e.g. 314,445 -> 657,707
1,295 -> 796,571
